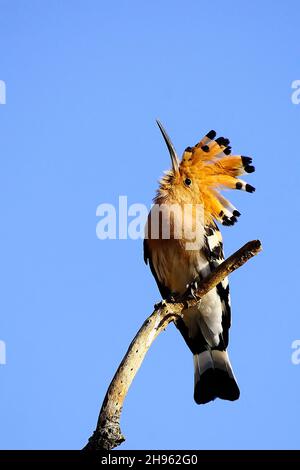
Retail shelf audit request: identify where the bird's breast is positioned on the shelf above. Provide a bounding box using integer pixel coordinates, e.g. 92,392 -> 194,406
147,238 -> 209,295
145,202 -> 208,294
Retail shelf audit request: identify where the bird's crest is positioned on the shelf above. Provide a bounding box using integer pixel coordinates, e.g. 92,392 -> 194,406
155,121 -> 255,226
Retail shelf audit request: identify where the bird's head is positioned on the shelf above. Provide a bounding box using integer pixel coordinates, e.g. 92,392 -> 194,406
155,120 -> 255,226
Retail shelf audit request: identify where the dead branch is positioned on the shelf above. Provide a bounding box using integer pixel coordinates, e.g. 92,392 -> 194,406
83,239 -> 262,450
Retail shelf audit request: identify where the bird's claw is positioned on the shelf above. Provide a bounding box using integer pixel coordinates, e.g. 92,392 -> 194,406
166,294 -> 178,303
154,299 -> 168,309
185,280 -> 200,300
154,293 -> 179,310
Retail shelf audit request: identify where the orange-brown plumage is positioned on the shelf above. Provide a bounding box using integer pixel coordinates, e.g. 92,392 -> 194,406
155,129 -> 255,226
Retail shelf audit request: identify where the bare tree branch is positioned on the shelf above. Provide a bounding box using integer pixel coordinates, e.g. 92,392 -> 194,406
83,239 -> 262,450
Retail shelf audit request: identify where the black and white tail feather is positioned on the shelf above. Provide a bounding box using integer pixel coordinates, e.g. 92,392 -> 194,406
192,222 -> 240,404
194,348 -> 239,404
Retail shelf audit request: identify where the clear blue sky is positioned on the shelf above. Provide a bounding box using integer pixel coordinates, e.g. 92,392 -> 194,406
1,0 -> 300,450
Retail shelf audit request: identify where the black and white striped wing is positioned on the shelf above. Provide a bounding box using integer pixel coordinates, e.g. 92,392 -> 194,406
204,222 -> 231,349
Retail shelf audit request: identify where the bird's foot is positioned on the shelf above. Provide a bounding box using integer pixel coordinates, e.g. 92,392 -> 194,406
166,292 -> 181,303
154,299 -> 168,310
185,279 -> 200,300
154,293 -> 179,309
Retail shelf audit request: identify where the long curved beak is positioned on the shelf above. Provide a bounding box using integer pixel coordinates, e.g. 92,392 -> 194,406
156,120 -> 180,174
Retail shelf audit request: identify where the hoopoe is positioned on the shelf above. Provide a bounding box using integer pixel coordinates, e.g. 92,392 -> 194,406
144,121 -> 255,404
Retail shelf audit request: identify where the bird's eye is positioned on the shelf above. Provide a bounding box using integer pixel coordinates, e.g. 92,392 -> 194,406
184,178 -> 192,186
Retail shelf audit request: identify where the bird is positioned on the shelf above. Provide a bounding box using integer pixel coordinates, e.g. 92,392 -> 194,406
144,120 -> 255,404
